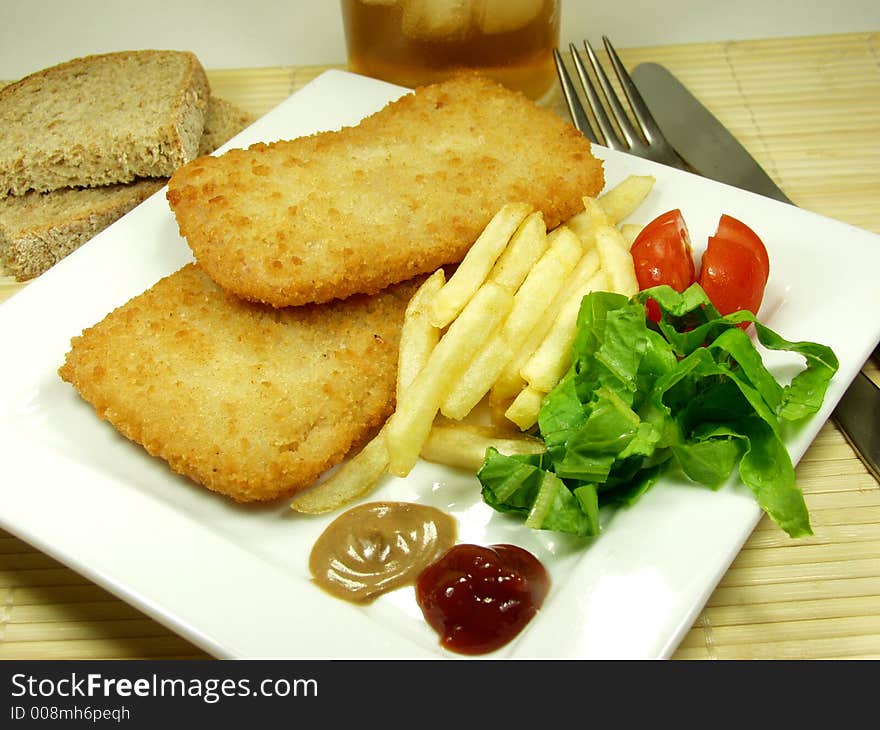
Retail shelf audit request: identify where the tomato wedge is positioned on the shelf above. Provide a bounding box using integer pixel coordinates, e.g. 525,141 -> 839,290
714,214 -> 770,284
698,214 -> 770,320
630,209 -> 696,321
631,210 -> 770,323
698,236 -> 767,317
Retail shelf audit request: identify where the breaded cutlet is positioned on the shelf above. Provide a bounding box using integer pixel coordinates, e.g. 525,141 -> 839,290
58,264 -> 417,503
166,74 -> 603,308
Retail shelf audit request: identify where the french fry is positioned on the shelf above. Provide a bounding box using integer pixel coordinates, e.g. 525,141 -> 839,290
564,174 -> 655,244
429,202 -> 532,328
440,225 -> 582,420
291,270 -> 444,514
488,211 -> 548,292
620,223 -> 643,248
397,269 -> 445,402
521,269 -> 608,393
421,423 -> 545,472
440,336 -> 514,420
581,195 -> 613,228
292,177 -> 658,514
597,174 -> 655,223
490,353 -> 528,404
504,385 -> 546,431
492,247 -> 602,407
576,196 -> 638,295
500,226 -> 583,344
595,226 -> 639,296
487,386 -> 519,429
290,428 -> 390,514
386,281 -> 513,477
560,210 -> 596,252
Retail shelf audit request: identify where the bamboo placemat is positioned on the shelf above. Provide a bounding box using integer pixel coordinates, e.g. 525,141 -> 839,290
1,32 -> 878,660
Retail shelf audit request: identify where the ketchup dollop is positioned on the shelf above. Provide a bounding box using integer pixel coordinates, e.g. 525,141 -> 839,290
415,543 -> 550,655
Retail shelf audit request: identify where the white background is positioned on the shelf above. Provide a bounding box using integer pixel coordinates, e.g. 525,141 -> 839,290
1,0 -> 878,80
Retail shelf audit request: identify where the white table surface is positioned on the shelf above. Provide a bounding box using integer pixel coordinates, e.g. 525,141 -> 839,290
1,0 -> 878,80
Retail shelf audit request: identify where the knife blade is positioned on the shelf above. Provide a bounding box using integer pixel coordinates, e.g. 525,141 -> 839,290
834,370 -> 880,483
630,61 -> 880,483
631,62 -> 793,205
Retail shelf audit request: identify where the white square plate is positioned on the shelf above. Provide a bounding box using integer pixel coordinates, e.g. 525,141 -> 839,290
1,70 -> 878,659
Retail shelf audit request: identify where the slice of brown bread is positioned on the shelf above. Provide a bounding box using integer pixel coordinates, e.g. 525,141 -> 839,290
0,180 -> 166,281
198,96 -> 255,156
0,50 -> 210,197
0,96 -> 255,281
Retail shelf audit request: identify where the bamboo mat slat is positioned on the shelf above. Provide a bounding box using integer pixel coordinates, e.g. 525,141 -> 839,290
1,32 -> 879,661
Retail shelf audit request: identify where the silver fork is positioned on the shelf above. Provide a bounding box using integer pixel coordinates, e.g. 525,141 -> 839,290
554,36 -> 688,171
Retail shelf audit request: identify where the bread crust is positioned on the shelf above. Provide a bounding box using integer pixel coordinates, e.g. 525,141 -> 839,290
0,95 -> 254,281
0,50 -> 210,197
167,74 -> 604,307
0,180 -> 165,280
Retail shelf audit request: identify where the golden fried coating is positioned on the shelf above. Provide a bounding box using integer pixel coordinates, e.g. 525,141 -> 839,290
59,264 -> 417,503
166,74 -> 603,307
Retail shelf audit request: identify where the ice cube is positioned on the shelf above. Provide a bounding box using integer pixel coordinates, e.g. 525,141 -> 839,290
401,0 -> 476,41
475,0 -> 544,34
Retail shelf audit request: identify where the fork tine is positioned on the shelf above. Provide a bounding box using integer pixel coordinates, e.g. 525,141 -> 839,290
556,36 -> 689,170
567,42 -> 621,149
601,36 -> 665,147
579,40 -> 641,150
601,36 -> 688,169
552,48 -> 597,144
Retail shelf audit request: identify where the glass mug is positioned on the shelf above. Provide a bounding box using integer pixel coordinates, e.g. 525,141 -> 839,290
340,0 -> 561,102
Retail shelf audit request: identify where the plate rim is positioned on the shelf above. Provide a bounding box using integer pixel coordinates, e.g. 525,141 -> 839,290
1,69 -> 879,660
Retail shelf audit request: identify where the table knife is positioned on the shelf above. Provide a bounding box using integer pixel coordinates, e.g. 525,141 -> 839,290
630,62 -> 793,204
630,62 -> 880,483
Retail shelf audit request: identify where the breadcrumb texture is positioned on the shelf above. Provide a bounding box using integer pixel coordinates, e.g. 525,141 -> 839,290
167,74 -> 604,307
58,264 -> 416,503
0,50 -> 210,196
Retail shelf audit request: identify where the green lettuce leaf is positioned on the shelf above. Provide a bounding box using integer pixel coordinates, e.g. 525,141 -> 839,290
477,283 -> 838,539
478,449 -> 601,537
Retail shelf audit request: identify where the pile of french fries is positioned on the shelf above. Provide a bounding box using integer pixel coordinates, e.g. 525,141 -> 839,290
291,175 -> 655,514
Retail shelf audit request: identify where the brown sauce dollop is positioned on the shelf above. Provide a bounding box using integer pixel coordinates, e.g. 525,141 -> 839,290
415,543 -> 549,655
309,501 -> 457,603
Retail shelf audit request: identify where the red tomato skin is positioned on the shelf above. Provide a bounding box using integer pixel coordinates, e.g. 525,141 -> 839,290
715,214 -> 770,284
698,236 -> 767,318
643,298 -> 662,323
631,209 -> 696,290
630,209 -> 696,321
